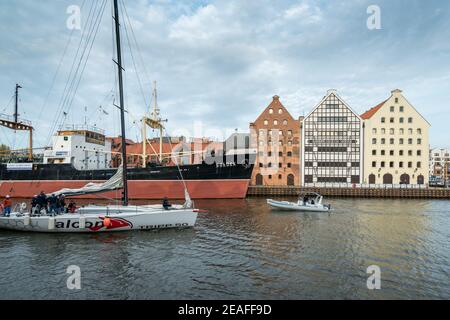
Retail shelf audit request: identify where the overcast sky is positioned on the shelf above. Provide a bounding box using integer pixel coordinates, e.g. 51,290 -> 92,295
1,0 -> 449,150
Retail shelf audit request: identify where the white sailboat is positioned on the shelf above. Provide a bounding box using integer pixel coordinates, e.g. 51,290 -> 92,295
0,0 -> 198,233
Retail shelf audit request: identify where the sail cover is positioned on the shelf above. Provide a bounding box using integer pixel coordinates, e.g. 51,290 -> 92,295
47,167 -> 123,197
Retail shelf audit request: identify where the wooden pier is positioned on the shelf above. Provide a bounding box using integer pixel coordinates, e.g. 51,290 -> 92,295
247,186 -> 450,199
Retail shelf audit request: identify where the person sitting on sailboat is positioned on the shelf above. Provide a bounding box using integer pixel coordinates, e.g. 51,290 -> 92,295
67,201 -> 77,214
2,196 -> 12,217
163,197 -> 172,210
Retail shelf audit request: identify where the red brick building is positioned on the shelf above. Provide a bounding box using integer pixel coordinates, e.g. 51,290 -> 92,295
250,96 -> 301,186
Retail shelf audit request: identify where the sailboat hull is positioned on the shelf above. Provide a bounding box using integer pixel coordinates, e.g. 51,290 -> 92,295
0,209 -> 198,233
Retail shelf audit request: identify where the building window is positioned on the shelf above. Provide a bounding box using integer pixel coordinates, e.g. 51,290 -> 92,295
269,175 -> 272,179
279,163 -> 282,168
417,138 -> 422,145
279,152 -> 283,157
381,117 -> 386,123
283,120 -> 288,126
408,138 -> 413,145
390,138 -> 394,145
381,138 -> 386,145
372,161 -> 376,168
268,152 -> 272,157
400,129 -> 404,135
269,109 -> 274,114
408,162 -> 412,168
400,150 -> 404,156
390,162 -> 394,168
287,130 -> 292,136
287,163 -> 292,168
274,120 -> 278,126
264,120 -> 268,126
381,128 -> 386,134
268,163 -> 272,168
390,129 -> 395,135
381,150 -> 386,156
279,175 -> 282,179
399,138 -> 404,145
408,129 -> 413,135
288,141 -> 292,146
381,161 -> 385,168
390,118 -> 395,123
278,109 -> 283,114
400,106 -> 404,112
395,98 -> 399,103
287,152 -> 292,157
279,141 -> 283,146
417,129 -> 422,135
259,163 -> 263,168
417,162 -> 421,168
399,162 -> 404,168
400,117 -> 404,123
417,150 -> 421,156
408,150 -> 413,156
390,150 -> 394,156
372,150 -> 376,156
408,117 -> 413,123
372,128 -> 377,134
390,106 -> 395,112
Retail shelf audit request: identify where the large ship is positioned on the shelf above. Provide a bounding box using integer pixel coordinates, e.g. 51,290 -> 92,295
0,123 -> 255,200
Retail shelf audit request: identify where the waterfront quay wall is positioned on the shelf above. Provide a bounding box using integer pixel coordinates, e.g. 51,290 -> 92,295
247,186 -> 450,199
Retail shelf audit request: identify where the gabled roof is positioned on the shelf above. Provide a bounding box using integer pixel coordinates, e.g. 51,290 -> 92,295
361,100 -> 388,120
304,90 -> 362,121
252,95 -> 296,124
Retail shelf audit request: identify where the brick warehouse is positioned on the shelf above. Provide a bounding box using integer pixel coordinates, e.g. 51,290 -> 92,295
250,96 -> 302,186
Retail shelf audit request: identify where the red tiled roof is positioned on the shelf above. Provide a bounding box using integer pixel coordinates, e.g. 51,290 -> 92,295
361,100 -> 388,120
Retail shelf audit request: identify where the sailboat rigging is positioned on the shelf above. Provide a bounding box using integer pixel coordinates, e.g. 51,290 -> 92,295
0,0 -> 199,233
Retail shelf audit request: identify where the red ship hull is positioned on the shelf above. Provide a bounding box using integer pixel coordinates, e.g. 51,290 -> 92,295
0,179 -> 250,200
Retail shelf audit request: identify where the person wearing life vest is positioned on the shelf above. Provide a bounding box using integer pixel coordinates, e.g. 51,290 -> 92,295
3,195 -> 12,217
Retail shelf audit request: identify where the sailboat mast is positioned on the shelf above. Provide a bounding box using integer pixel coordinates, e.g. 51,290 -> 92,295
113,0 -> 129,206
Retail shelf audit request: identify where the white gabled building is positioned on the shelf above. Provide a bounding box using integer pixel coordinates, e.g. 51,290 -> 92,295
44,125 -> 112,170
361,89 -> 430,186
301,90 -> 363,185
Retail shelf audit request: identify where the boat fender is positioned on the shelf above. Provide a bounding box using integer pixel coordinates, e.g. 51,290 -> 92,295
104,217 -> 111,228
48,217 -> 55,230
24,215 -> 31,226
79,216 -> 86,229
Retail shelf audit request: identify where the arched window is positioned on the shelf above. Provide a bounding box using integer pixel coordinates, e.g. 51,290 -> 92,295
278,109 -> 283,114
255,174 -> 263,186
269,109 -> 274,114
287,174 -> 295,186
273,120 -> 278,126
417,175 -> 424,185
369,174 -> 376,184
264,120 -> 268,126
283,120 -> 288,125
400,174 -> 410,185
383,173 -> 393,184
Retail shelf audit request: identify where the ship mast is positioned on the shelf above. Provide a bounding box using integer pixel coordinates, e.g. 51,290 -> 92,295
141,81 -> 167,168
113,0 -> 129,206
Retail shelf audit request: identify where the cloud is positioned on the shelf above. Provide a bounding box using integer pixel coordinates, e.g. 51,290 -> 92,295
0,0 -> 450,150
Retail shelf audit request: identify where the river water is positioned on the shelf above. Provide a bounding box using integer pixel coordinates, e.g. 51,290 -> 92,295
0,198 -> 448,300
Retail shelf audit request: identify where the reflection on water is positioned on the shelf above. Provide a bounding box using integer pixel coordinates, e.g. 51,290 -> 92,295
0,198 -> 449,299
